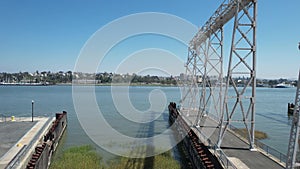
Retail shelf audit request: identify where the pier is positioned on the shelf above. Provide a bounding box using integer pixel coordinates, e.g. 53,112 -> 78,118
173,0 -> 294,168
169,103 -> 285,169
0,112 -> 67,169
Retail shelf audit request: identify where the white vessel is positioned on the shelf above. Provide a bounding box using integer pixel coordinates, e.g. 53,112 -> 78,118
275,83 -> 293,88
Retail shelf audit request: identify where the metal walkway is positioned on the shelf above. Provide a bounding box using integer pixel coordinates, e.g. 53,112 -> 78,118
182,109 -> 284,169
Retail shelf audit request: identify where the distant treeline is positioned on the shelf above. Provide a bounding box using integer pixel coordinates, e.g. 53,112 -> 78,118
0,71 -> 72,84
0,71 -> 178,85
0,71 -> 297,87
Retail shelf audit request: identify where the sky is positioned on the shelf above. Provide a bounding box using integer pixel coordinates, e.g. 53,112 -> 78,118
0,0 -> 299,79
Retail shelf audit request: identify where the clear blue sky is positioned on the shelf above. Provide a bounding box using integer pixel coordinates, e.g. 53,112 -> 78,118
0,0 -> 299,79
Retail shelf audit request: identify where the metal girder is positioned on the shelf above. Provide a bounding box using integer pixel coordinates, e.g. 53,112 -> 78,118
181,0 -> 257,151
190,0 -> 252,51
193,39 -> 208,125
180,49 -> 202,117
286,70 -> 300,169
181,27 -> 223,126
197,41 -> 208,120
217,0 -> 257,150
195,28 -> 224,127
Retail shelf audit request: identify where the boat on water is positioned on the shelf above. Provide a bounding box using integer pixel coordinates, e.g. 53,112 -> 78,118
0,82 -> 49,86
275,83 -> 294,88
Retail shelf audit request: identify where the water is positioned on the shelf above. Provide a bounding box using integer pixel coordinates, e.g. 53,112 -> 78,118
0,86 -> 91,147
0,86 -> 296,156
255,87 -> 295,154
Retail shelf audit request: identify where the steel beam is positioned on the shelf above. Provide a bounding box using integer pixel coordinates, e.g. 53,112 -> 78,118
286,70 -> 300,169
195,28 -> 224,127
217,0 -> 257,150
180,0 -> 257,151
190,0 -> 252,51
180,48 -> 202,117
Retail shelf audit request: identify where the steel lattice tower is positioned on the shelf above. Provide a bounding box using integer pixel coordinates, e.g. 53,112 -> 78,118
217,0 -> 257,150
195,28 -> 224,127
180,48 -> 202,117
180,0 -> 257,150
286,72 -> 300,168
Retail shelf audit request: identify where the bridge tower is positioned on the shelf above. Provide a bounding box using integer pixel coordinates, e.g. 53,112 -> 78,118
180,0 -> 257,150
217,0 -> 257,150
286,44 -> 300,168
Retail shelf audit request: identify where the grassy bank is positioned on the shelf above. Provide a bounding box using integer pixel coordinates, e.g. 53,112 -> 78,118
108,151 -> 180,169
232,128 -> 268,140
50,145 -> 102,169
50,145 -> 181,169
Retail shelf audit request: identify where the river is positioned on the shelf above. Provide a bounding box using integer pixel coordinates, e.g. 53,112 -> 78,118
0,85 -> 296,158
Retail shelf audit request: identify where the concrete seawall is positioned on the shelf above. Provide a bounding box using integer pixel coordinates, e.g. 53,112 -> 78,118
1,111 -> 67,169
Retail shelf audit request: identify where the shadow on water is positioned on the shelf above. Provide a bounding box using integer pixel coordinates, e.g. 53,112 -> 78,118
124,113 -> 155,169
256,112 -> 292,125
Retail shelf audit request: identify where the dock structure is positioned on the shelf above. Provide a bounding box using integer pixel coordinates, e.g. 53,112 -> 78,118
169,103 -> 222,169
173,0 -> 287,168
0,111 -> 67,169
181,0 -> 257,151
169,103 -> 285,169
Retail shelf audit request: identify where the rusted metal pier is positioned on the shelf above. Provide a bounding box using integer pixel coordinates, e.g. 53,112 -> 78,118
169,103 -> 222,169
25,111 -> 67,169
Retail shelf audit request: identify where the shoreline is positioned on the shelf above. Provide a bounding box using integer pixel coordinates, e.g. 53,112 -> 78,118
0,83 -> 296,88
0,83 -> 180,87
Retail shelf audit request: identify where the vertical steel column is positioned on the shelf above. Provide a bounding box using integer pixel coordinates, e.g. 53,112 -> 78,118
180,49 -> 195,106
251,0 -> 257,148
195,28 -> 224,126
217,0 -> 257,150
286,70 -> 300,169
195,41 -> 208,126
181,0 -> 254,149
180,48 -> 202,117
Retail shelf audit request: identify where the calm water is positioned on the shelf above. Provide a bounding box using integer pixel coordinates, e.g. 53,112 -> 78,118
0,85 -> 296,156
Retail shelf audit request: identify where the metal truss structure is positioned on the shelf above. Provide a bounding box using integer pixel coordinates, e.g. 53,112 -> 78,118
180,0 -> 257,150
194,28 -> 224,127
217,0 -> 257,150
286,70 -> 300,169
180,49 -> 202,117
